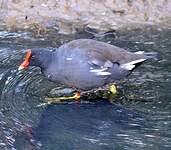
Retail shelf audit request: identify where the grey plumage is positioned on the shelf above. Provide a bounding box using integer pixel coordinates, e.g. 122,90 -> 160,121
28,39 -> 156,90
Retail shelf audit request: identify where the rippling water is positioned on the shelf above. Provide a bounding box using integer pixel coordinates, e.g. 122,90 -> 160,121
0,27 -> 170,150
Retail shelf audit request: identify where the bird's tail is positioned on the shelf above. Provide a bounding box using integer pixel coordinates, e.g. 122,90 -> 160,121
135,51 -> 158,60
144,52 -> 158,59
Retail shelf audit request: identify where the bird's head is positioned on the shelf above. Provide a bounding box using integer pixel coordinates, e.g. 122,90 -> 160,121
18,49 -> 53,71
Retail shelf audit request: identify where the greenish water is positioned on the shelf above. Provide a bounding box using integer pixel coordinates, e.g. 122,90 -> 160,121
0,26 -> 170,150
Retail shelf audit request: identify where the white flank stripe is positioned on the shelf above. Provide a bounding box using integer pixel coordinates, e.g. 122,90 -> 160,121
66,57 -> 72,60
96,72 -> 111,76
90,68 -> 111,76
90,68 -> 107,73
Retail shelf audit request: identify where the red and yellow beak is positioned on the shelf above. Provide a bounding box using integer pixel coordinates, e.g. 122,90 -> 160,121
18,49 -> 32,70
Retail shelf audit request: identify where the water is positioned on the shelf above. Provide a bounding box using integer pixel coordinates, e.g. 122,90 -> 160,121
0,26 -> 170,150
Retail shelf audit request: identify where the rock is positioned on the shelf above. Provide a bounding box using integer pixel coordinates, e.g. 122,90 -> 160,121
0,0 -> 170,34
47,86 -> 123,103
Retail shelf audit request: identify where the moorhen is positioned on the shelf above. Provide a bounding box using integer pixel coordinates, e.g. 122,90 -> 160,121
18,39 -> 156,101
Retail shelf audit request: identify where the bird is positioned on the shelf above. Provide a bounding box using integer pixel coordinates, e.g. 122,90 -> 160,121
18,39 -> 156,103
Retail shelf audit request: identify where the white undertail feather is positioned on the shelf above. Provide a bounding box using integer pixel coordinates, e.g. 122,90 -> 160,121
90,68 -> 111,76
134,51 -> 144,54
121,59 -> 146,71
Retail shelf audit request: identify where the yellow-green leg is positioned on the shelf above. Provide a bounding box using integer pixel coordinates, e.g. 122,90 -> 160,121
37,92 -> 81,107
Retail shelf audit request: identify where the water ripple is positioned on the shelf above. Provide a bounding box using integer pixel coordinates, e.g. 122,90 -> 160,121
0,27 -> 170,149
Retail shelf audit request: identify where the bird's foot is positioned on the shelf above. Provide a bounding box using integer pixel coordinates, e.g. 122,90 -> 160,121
37,92 -> 81,107
108,84 -> 117,101
109,84 -> 117,95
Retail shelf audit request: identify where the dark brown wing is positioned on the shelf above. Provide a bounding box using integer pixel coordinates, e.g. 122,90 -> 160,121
60,39 -> 146,65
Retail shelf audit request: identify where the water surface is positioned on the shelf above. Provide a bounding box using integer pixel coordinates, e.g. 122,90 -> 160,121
0,27 -> 170,149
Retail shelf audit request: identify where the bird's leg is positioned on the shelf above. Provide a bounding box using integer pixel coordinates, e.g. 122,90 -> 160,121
47,91 -> 81,101
37,92 -> 81,107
